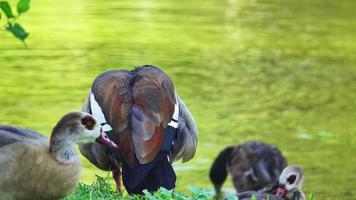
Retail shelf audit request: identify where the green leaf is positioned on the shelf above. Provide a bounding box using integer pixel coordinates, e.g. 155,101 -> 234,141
17,0 -> 30,15
142,190 -> 156,200
6,23 -> 29,41
158,187 -> 173,198
0,1 -> 15,18
173,191 -> 190,200
251,194 -> 257,200
195,194 -> 209,200
226,195 -> 239,200
187,185 -> 214,199
307,193 -> 315,200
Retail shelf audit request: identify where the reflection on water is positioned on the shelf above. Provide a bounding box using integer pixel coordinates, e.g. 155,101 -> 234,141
1,0 -> 356,199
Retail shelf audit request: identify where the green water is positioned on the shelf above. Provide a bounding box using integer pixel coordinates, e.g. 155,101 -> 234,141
1,0 -> 356,199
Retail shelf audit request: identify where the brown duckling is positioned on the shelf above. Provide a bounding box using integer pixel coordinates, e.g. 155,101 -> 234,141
0,112 -> 117,200
209,141 -> 287,195
237,165 -> 306,200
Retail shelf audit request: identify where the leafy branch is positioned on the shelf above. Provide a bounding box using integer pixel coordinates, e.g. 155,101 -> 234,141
0,0 -> 31,45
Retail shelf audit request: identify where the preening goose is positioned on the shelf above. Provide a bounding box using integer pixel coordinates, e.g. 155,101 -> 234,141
79,65 -> 198,194
237,165 -> 306,200
0,112 -> 117,200
209,141 -> 287,195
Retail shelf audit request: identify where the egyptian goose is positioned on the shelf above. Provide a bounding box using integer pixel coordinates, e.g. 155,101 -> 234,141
237,165 -> 306,200
209,141 -> 287,195
79,65 -> 198,194
0,112 -> 117,200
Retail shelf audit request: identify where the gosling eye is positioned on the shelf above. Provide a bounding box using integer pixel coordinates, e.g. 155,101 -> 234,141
287,174 -> 297,184
81,116 -> 95,130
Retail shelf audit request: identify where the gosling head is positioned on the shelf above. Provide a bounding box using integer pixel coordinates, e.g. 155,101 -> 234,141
51,112 -> 117,149
276,166 -> 304,198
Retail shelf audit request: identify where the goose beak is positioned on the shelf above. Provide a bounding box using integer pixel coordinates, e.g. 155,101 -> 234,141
96,129 -> 118,149
276,185 -> 287,197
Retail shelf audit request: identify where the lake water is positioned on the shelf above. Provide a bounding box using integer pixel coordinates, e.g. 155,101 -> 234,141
1,0 -> 356,199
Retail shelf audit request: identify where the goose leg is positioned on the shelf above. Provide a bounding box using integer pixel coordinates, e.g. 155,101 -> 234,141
113,168 -> 122,192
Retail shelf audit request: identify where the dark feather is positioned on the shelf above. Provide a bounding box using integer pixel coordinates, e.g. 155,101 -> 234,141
210,141 -> 287,194
130,66 -> 175,164
229,141 -> 287,192
209,146 -> 234,194
0,125 -> 47,147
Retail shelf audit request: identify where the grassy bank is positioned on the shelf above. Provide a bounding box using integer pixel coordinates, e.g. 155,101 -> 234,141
63,176 -> 314,200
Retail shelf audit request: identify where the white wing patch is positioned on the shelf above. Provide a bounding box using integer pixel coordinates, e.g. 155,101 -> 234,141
167,94 -> 179,128
90,91 -> 113,132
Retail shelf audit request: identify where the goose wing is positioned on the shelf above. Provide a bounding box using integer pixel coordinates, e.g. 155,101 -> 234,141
170,95 -> 198,162
0,125 -> 47,147
83,66 -> 176,166
80,70 -> 132,169
130,66 -> 176,164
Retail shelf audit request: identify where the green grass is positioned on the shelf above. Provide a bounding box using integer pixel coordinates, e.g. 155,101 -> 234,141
63,176 -> 315,200
63,176 -> 121,200
63,175 -> 214,200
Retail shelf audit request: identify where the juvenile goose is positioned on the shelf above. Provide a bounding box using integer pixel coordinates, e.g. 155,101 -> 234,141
209,141 -> 287,195
0,112 -> 117,200
237,166 -> 306,200
79,65 -> 198,194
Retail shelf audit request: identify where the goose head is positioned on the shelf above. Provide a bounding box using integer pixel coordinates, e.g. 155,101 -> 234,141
276,166 -> 304,198
50,112 -> 117,149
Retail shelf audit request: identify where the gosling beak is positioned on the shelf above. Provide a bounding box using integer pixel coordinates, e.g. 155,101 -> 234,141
276,185 -> 287,197
96,129 -> 118,149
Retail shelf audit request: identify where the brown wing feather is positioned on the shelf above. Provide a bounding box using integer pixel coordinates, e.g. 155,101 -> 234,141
91,70 -> 135,166
131,66 -> 176,164
84,66 -> 176,167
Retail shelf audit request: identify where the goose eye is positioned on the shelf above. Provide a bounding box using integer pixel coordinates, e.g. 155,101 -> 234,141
287,174 -> 297,184
81,116 -> 95,130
